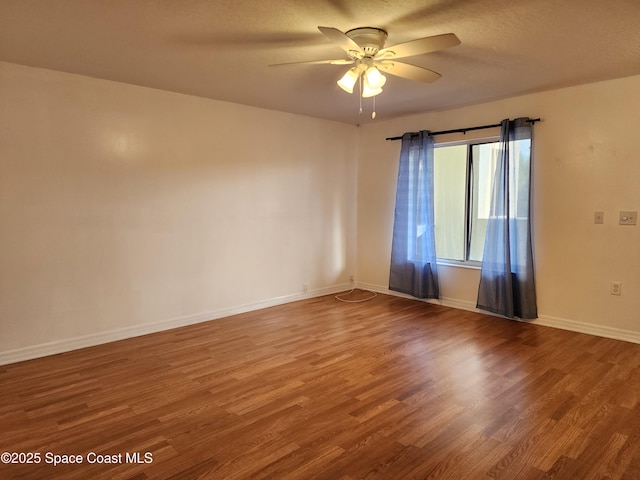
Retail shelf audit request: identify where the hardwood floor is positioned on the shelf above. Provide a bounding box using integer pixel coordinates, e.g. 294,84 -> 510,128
2,291 -> 640,479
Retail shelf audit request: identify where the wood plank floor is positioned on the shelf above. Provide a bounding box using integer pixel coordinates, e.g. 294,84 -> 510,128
2,291 -> 640,479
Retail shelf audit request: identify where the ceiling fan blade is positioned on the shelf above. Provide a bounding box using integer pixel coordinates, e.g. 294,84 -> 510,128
377,33 -> 460,59
318,26 -> 364,57
270,58 -> 355,67
381,61 -> 441,83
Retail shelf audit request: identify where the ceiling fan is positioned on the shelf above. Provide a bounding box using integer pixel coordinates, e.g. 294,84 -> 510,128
271,26 -> 460,118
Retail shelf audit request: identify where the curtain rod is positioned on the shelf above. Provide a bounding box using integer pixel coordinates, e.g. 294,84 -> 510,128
385,118 -> 541,141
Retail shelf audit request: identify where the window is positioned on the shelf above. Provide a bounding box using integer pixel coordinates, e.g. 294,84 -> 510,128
390,119 -> 535,308
432,138 -> 499,264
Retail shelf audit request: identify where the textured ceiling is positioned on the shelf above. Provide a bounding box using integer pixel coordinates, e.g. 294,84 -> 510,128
1,0 -> 640,124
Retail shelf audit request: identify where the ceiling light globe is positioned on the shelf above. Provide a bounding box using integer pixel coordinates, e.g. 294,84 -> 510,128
337,67 -> 359,94
362,74 -> 384,97
365,66 -> 386,90
362,86 -> 383,98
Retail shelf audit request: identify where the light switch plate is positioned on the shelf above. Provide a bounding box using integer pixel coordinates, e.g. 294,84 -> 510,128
594,211 -> 604,224
619,211 -> 637,225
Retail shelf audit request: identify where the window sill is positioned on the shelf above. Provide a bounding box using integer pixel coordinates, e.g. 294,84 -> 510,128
436,259 -> 482,270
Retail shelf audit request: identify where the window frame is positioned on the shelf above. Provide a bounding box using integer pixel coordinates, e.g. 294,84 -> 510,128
433,135 -> 500,269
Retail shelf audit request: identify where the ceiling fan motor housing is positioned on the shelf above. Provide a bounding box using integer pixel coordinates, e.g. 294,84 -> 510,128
345,27 -> 388,57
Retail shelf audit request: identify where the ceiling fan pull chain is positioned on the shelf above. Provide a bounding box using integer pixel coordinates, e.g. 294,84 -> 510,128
372,96 -> 376,119
358,75 -> 363,115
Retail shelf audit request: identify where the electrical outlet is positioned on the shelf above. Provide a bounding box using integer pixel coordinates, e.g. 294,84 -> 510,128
349,275 -> 355,283
303,283 -> 309,293
611,282 -> 622,296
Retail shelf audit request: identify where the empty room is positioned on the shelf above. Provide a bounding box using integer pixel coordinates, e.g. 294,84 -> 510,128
1,1 -> 640,479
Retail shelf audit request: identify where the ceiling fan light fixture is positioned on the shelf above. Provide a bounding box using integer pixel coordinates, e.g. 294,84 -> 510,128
362,75 -> 384,98
364,66 -> 386,90
362,85 -> 383,98
337,67 -> 359,93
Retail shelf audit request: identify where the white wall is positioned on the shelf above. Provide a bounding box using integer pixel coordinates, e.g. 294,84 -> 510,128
0,62 -> 358,363
357,74 -> 640,341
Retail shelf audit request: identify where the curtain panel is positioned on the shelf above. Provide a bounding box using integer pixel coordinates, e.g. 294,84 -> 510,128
476,118 -> 537,319
389,131 -> 440,299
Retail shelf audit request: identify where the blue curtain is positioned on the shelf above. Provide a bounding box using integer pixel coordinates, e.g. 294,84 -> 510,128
389,131 -> 439,299
476,118 -> 537,319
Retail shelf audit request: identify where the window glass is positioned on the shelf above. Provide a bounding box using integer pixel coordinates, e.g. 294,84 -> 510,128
469,143 -> 499,261
433,139 -> 500,263
433,144 -> 466,261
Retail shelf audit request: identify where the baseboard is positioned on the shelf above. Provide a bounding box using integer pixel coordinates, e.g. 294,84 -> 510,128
532,315 -> 640,344
0,283 -> 352,366
357,282 -> 640,345
357,282 -> 479,312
